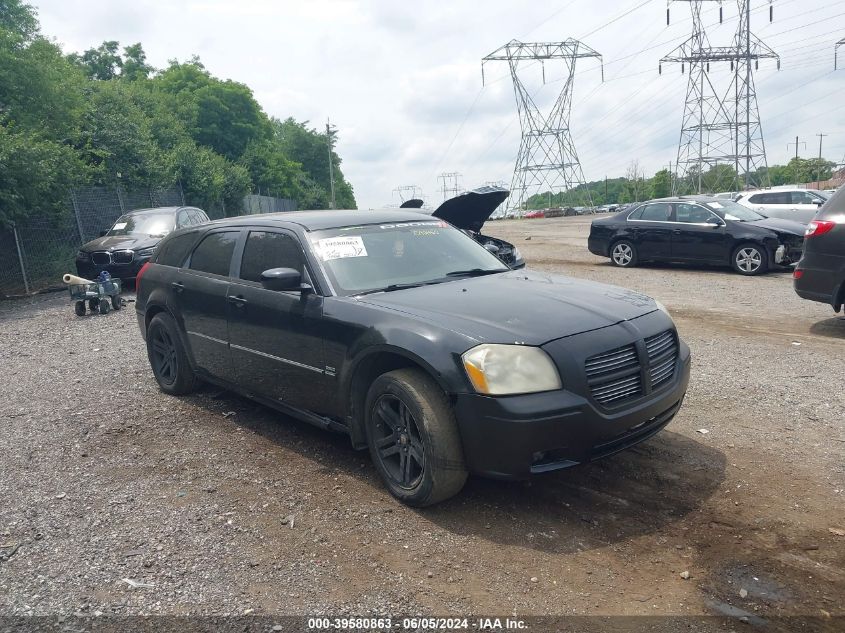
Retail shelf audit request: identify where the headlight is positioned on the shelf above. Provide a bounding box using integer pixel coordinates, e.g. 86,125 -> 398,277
462,344 -> 562,395
135,247 -> 155,258
511,246 -> 523,262
76,250 -> 90,260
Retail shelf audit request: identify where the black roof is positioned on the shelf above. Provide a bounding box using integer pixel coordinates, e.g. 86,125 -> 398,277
206,209 -> 432,231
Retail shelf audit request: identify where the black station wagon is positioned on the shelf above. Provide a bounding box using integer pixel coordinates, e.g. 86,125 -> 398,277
136,210 -> 691,506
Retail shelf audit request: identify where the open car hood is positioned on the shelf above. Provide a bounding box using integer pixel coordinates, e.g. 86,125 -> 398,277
432,186 -> 510,232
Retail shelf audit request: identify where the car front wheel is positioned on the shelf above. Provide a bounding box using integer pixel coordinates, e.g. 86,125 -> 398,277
732,243 -> 768,275
365,368 -> 467,507
610,240 -> 638,267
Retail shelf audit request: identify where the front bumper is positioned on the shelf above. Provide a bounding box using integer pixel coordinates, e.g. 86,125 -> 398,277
453,314 -> 691,479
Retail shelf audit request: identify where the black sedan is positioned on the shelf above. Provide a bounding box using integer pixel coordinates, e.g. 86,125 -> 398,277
588,197 -> 805,275
135,210 -> 690,506
76,206 -> 209,282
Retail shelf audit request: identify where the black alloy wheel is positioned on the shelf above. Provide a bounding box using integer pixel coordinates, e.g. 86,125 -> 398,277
371,393 -> 426,490
145,313 -> 197,395
150,325 -> 178,386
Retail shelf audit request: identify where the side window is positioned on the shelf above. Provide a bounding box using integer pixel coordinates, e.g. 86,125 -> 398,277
189,231 -> 239,277
176,210 -> 190,228
791,191 -> 821,205
627,206 -> 645,220
754,192 -> 789,204
639,203 -> 672,222
676,204 -> 713,223
748,194 -> 764,204
190,209 -> 208,224
239,231 -> 305,283
155,233 -> 198,267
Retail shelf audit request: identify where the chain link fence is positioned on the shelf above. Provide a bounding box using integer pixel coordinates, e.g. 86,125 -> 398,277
0,186 -> 296,298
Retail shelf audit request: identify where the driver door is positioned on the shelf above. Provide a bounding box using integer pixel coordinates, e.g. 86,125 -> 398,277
670,203 -> 730,261
226,229 -> 332,414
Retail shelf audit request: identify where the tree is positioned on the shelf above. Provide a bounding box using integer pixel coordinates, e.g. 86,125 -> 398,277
72,40 -> 123,80
0,0 -> 38,42
121,43 -> 153,81
650,169 -> 672,199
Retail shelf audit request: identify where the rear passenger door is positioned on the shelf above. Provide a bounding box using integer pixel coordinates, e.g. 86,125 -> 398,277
627,202 -> 673,260
227,229 -> 332,414
175,229 -> 240,382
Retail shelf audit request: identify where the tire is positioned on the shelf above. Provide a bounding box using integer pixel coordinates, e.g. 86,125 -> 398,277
146,312 -> 197,395
88,298 -> 99,312
610,240 -> 638,268
74,301 -> 86,317
364,368 -> 467,507
98,300 -> 110,315
732,243 -> 768,276
111,295 -> 121,310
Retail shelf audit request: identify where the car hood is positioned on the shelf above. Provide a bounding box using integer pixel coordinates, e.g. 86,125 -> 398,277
746,217 -> 806,237
432,186 -> 510,232
81,234 -> 162,252
356,270 -> 658,346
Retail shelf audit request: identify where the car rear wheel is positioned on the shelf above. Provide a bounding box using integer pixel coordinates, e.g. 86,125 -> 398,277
610,240 -> 638,267
365,368 -> 467,507
147,313 -> 197,395
732,243 -> 768,275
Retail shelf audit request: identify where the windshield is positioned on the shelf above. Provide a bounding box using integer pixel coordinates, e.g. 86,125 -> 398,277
309,220 -> 509,296
107,213 -> 174,237
703,200 -> 765,222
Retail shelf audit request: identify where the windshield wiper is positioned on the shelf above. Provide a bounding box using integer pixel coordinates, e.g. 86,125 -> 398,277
354,281 -> 439,296
445,268 -> 506,277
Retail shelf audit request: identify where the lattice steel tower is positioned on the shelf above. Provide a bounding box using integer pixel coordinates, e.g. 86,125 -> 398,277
483,40 -> 603,211
661,1 -> 778,193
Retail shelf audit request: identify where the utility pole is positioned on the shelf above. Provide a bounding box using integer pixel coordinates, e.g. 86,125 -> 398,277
482,39 -> 603,213
816,132 -> 828,189
788,136 -> 806,184
326,119 -> 336,209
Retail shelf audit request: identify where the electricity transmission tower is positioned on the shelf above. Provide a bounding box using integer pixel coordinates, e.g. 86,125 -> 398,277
438,172 -> 462,201
482,40 -> 603,212
836,38 -> 845,70
393,185 -> 423,204
661,1 -> 779,194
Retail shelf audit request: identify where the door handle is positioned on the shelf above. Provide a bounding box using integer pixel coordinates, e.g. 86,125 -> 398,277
227,295 -> 248,307
171,282 -> 184,293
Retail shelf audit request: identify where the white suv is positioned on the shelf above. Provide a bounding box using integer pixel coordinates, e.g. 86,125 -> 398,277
735,188 -> 828,224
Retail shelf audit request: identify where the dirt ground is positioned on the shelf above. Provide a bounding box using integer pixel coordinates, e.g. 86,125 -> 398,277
1,216 -> 843,628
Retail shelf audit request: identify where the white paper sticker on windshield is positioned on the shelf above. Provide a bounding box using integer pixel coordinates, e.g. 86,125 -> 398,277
112,222 -> 127,230
317,236 -> 368,260
708,202 -> 723,209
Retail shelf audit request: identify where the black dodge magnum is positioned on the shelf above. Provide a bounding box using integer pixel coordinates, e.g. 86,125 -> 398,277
136,210 -> 691,506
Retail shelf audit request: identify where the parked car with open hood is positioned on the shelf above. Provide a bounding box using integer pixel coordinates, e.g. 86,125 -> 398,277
76,206 -> 209,282
794,187 -> 845,312
401,186 -> 525,268
588,196 -> 805,275
135,210 -> 690,506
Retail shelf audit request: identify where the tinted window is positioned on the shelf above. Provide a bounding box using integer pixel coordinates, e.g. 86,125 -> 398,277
155,233 -> 198,267
639,203 -> 672,222
750,192 -> 790,204
189,231 -> 238,276
791,191 -> 822,205
239,232 -> 305,283
676,203 -> 714,223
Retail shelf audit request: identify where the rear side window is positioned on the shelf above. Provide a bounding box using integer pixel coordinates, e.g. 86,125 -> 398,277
749,192 -> 789,204
639,203 -> 672,222
818,187 -> 845,219
791,191 -> 823,204
190,209 -> 209,224
155,233 -> 198,267
239,231 -> 305,283
189,231 -> 239,277
627,206 -> 644,220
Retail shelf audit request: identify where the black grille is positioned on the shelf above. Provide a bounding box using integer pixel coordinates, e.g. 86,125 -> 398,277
645,330 -> 678,390
585,329 -> 679,407
112,250 -> 134,264
585,344 -> 642,406
91,252 -> 111,266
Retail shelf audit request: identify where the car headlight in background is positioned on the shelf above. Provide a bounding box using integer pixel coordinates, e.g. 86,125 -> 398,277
76,250 -> 90,261
462,344 -> 562,395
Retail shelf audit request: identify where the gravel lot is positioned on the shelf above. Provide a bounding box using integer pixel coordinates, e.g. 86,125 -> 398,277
1,216 -> 843,627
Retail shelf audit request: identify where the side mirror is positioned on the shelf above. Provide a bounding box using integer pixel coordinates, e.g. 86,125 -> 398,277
483,242 -> 500,255
260,268 -> 308,292
99,230 -> 108,237
706,217 -> 724,228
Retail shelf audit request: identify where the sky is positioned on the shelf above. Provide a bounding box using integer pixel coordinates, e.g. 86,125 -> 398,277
31,0 -> 845,209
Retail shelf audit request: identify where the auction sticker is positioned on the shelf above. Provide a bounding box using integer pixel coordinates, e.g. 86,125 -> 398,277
317,236 -> 368,260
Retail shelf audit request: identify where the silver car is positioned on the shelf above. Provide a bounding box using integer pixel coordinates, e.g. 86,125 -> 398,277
735,188 -> 828,224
